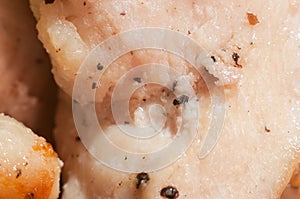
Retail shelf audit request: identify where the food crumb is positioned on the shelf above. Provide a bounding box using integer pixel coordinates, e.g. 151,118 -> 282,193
120,12 -> 126,16
265,126 -> 271,133
247,12 -> 259,25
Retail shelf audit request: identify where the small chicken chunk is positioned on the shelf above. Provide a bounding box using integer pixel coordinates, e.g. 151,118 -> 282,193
0,114 -> 62,199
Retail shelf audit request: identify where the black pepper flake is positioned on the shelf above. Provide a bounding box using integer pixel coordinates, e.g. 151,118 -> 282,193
265,126 -> 271,133
210,56 -> 216,62
73,99 -> 79,104
97,63 -> 103,71
173,95 -> 189,106
160,186 -> 179,199
16,168 -> 21,178
45,0 -> 55,4
92,82 -> 97,89
25,192 -> 35,199
120,12 -> 126,16
124,121 -> 130,125
136,172 -> 150,189
172,81 -> 177,92
232,52 -> 242,68
133,77 -> 142,83
124,156 -> 127,160
187,30 -> 191,35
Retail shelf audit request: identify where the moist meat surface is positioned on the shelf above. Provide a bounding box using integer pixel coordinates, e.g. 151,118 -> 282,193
31,0 -> 300,198
0,114 -> 62,199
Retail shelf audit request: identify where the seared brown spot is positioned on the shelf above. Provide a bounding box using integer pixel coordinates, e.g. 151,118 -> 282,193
247,12 -> 259,25
1,164 -> 54,198
32,139 -> 55,158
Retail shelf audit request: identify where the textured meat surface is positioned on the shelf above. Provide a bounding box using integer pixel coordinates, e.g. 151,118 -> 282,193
31,0 -> 300,198
0,0 -> 57,142
0,114 -> 62,199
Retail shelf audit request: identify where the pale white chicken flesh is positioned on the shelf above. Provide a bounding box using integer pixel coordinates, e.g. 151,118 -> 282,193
31,0 -> 300,198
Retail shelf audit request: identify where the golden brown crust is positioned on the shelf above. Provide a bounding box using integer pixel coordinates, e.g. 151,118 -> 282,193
0,114 -> 62,199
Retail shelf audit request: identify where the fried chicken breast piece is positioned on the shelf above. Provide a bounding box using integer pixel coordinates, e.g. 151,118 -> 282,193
0,0 -> 57,142
0,114 -> 62,199
31,0 -> 300,198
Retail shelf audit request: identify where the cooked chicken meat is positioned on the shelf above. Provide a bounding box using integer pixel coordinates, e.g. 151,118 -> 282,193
0,114 -> 62,199
31,0 -> 300,198
0,0 -> 57,141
